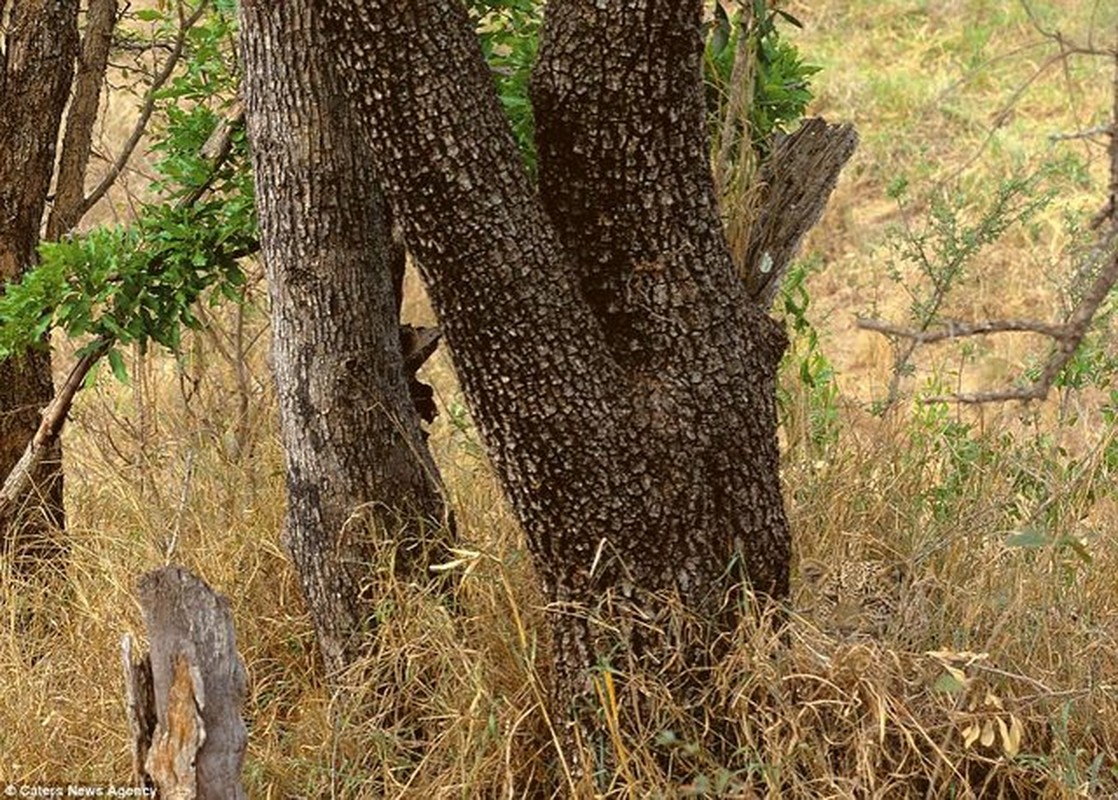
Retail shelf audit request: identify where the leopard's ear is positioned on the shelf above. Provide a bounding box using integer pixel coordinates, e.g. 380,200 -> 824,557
885,563 -> 908,586
799,558 -> 827,586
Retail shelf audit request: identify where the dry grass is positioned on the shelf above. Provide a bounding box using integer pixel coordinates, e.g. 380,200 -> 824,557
3,0 -> 1118,796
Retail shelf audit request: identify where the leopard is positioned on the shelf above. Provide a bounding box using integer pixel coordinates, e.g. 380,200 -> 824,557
796,557 -> 908,638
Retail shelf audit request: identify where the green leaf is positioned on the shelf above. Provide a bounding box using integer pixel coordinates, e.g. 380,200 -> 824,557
933,671 -> 966,694
1055,536 -> 1093,565
775,9 -> 805,28
1006,527 -> 1049,549
82,360 -> 101,390
107,348 -> 129,384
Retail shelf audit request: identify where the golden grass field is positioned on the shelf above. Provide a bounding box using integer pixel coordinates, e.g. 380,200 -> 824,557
2,0 -> 1117,796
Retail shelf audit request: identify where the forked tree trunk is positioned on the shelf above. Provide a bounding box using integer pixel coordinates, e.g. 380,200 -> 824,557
319,0 -> 792,717
240,2 -> 450,675
0,0 -> 80,560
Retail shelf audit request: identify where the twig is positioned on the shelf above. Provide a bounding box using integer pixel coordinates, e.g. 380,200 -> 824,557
76,0 -> 212,219
860,232 -> 1118,405
1048,123 -> 1113,142
969,661 -> 1056,695
934,51 -> 1065,192
164,449 -> 195,563
180,100 -> 244,207
1020,0 -> 1117,58
856,317 -> 1067,343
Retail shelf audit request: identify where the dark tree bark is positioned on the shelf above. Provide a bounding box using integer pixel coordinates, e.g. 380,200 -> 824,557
240,1 -> 450,675
45,0 -> 119,241
318,0 -> 796,718
0,0 -> 81,560
529,2 -> 793,612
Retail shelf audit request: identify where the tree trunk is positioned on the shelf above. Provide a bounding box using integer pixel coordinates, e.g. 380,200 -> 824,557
319,0 -> 794,726
0,0 -> 80,562
240,1 -> 450,675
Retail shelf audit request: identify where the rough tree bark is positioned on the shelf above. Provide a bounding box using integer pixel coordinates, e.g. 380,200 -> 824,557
0,0 -> 81,560
318,0 -> 799,718
45,0 -> 119,241
240,1 -> 450,675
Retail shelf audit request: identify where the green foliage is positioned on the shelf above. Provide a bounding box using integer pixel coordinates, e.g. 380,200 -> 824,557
776,258 -> 840,454
705,1 -> 820,152
1047,332 -> 1118,391
469,0 -> 542,174
873,170 -> 1056,411
469,1 -> 819,173
906,396 -> 992,522
889,174 -> 1052,327
748,4 -> 818,146
0,203 -> 253,360
0,0 -> 253,378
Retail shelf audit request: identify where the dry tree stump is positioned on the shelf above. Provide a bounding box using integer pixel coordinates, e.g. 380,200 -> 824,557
122,565 -> 247,799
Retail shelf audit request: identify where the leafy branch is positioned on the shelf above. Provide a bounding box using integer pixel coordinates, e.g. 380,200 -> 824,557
77,0 -> 214,219
0,1 -> 253,523
860,30 -> 1118,408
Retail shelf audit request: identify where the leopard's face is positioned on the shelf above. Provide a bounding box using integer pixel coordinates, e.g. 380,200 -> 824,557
798,558 -> 907,637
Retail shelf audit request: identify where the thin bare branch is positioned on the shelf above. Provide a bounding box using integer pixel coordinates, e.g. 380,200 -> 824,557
856,317 -> 1068,342
1048,123 -> 1114,142
1021,0 -> 1117,58
177,99 -> 244,207
868,234 -> 1118,406
936,6 -> 1115,194
935,51 -> 1064,191
923,385 -> 1048,405
76,0 -> 211,218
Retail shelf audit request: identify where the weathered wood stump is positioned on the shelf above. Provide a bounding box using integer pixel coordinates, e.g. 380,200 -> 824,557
122,565 -> 247,799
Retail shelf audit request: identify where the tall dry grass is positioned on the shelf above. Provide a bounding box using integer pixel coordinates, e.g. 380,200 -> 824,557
2,0 -> 1117,796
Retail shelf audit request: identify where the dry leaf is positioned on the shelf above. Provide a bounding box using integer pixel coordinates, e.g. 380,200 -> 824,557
981,719 -> 996,748
1001,714 -> 1023,758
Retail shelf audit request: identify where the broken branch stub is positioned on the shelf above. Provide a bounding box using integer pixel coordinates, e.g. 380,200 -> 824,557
743,117 -> 859,308
123,565 -> 247,799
